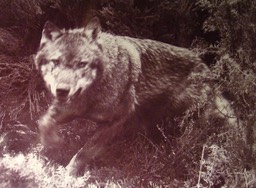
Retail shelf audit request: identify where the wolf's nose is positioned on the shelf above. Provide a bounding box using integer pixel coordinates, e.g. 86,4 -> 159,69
56,88 -> 70,98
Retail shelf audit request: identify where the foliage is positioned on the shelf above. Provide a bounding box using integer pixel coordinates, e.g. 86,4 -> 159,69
0,149 -> 91,188
97,0 -> 202,47
0,0 -> 255,187
198,0 -> 256,168
0,56 -> 47,123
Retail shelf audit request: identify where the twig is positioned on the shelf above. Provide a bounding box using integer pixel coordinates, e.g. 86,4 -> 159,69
197,144 -> 206,188
244,168 -> 249,188
138,133 -> 160,153
0,112 -> 5,130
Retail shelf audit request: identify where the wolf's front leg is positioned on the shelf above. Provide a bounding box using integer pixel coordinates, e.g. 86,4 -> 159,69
38,104 -> 66,148
66,118 -> 126,176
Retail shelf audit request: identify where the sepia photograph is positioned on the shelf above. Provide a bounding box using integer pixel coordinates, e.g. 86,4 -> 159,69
0,0 -> 255,187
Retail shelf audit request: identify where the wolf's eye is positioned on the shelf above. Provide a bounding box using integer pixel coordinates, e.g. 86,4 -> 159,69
51,59 -> 60,65
39,59 -> 47,66
77,61 -> 88,68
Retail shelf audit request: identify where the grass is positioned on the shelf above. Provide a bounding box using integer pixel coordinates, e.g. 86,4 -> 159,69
1,122 -> 255,188
0,145 -> 128,188
0,54 -> 255,187
0,1 -> 256,187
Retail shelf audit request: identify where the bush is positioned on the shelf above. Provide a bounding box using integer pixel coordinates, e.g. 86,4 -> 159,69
0,0 -> 255,187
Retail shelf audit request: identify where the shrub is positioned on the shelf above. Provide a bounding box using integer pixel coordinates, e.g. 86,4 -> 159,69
0,0 -> 255,187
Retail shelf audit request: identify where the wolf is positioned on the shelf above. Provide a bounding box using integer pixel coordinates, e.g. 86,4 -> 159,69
34,17 -> 233,176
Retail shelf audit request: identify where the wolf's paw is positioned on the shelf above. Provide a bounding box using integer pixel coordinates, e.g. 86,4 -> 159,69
38,119 -> 64,148
66,152 -> 88,176
39,129 -> 64,148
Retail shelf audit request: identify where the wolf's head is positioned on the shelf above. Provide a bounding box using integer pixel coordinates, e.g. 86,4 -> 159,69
34,18 -> 103,102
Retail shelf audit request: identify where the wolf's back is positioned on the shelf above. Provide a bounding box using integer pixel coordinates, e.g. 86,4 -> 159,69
98,33 -> 211,118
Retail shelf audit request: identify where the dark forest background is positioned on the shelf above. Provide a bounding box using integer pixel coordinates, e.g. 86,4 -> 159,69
0,0 -> 255,187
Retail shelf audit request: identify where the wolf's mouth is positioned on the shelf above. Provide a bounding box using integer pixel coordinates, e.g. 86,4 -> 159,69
73,88 -> 82,98
55,88 -> 82,103
68,88 -> 82,102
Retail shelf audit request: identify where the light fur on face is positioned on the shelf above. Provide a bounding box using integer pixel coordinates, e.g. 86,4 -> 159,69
40,60 -> 97,99
35,19 -> 102,101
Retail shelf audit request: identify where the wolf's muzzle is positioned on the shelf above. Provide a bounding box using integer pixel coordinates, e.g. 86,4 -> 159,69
56,88 -> 70,99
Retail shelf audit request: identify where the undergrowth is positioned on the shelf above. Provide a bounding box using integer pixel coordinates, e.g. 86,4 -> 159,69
0,0 -> 255,187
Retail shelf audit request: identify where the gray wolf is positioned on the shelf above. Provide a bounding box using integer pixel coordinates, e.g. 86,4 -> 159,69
34,17 -> 234,176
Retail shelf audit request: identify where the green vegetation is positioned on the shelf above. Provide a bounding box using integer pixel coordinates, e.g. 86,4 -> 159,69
0,0 -> 255,187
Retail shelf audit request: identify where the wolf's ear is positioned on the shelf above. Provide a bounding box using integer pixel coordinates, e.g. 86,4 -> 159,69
40,21 -> 62,45
84,17 -> 101,40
